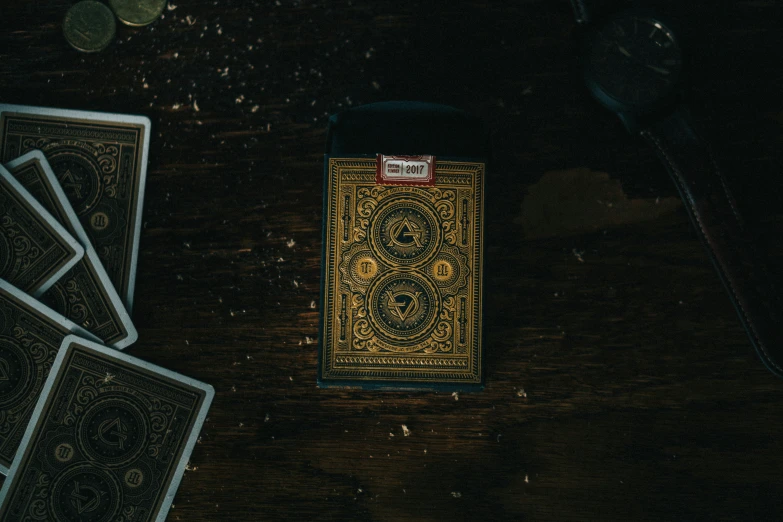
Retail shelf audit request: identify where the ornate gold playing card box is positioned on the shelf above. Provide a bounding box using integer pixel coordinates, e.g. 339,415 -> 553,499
319,157 -> 484,389
319,102 -> 487,390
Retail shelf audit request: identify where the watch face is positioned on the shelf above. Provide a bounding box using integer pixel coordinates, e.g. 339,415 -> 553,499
586,14 -> 683,110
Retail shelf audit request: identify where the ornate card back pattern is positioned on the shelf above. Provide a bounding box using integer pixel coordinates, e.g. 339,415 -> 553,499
6,152 -> 136,349
320,158 -> 484,388
0,166 -> 83,297
0,280 -> 93,475
0,105 -> 150,312
0,337 -> 213,522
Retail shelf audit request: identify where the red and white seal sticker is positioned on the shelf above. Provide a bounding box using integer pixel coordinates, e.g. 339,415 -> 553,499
375,155 -> 436,186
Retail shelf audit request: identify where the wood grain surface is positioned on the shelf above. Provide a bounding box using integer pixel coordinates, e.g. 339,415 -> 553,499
2,1 -> 782,520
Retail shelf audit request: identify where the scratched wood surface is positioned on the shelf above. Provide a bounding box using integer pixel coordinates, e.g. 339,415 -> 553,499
2,1 -> 783,520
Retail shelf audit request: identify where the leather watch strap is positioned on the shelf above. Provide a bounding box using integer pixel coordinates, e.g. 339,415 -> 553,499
640,106 -> 783,378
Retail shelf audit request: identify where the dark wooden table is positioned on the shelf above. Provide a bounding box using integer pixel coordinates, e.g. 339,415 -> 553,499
2,1 -> 783,520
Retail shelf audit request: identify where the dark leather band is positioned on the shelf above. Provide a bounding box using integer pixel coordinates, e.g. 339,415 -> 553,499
640,106 -> 783,378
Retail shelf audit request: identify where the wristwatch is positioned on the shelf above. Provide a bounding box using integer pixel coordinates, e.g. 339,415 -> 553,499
571,0 -> 783,378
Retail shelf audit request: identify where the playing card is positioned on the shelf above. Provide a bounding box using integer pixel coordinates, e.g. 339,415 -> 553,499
0,335 -> 214,521
0,104 -> 151,312
0,165 -> 84,298
5,151 -> 138,349
0,279 -> 96,475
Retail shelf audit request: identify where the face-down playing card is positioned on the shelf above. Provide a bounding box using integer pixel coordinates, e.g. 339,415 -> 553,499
0,279 -> 97,475
5,151 -> 137,349
0,335 -> 214,522
0,165 -> 84,298
0,104 -> 151,312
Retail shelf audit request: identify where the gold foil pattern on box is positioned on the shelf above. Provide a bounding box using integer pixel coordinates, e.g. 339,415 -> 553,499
320,158 -> 484,386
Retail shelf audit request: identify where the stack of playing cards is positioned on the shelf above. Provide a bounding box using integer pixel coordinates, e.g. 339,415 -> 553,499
0,105 -> 214,521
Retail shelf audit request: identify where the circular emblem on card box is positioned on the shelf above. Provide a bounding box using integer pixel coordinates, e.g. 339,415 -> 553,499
46,149 -> 104,216
369,198 -> 441,268
349,252 -> 380,283
431,260 -> 453,282
0,337 -> 35,409
50,464 -> 122,522
367,272 -> 440,344
77,396 -> 148,467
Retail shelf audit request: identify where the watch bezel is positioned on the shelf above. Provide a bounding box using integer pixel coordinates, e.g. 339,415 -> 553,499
582,8 -> 687,118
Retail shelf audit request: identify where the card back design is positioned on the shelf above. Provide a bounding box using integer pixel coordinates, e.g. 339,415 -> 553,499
5,152 -> 137,349
0,104 -> 150,311
0,279 -> 94,475
320,158 -> 484,387
0,165 -> 83,297
0,336 -> 214,522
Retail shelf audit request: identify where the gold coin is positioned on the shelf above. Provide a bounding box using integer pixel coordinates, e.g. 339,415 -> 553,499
63,1 -> 117,53
109,0 -> 167,27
